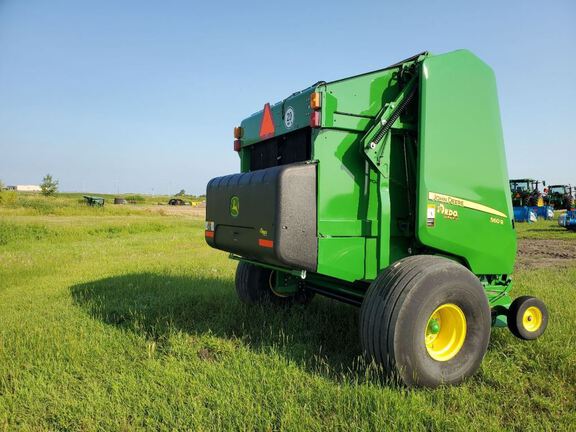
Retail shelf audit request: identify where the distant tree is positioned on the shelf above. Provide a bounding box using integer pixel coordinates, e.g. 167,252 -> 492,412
176,189 -> 186,196
0,179 -> 4,191
40,174 -> 59,196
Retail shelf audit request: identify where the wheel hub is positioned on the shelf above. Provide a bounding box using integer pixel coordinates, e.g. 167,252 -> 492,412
522,306 -> 542,332
425,303 -> 467,362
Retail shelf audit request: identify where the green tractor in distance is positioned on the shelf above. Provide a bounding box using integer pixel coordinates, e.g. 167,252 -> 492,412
205,50 -> 549,387
509,179 -> 546,207
545,184 -> 575,210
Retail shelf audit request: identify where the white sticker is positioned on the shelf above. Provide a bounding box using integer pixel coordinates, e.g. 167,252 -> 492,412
427,204 -> 436,227
284,106 -> 294,129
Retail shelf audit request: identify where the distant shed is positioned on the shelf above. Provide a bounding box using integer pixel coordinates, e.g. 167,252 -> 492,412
6,185 -> 41,192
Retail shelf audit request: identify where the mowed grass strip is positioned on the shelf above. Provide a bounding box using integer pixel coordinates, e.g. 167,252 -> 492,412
515,216 -> 576,240
0,211 -> 575,431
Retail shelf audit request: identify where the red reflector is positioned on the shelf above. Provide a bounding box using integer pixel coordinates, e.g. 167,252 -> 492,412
234,140 -> 241,152
310,111 -> 321,128
258,238 -> 273,248
259,103 -> 275,139
205,230 -> 214,238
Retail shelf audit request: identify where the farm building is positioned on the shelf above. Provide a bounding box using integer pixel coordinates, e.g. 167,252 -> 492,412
6,185 -> 41,192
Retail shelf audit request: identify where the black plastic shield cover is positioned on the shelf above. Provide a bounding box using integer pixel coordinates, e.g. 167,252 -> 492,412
205,162 -> 317,272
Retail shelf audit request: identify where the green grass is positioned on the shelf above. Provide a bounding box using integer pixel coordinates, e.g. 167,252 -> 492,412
55,191 -> 203,205
515,216 -> 576,240
0,208 -> 575,430
0,191 -> 204,216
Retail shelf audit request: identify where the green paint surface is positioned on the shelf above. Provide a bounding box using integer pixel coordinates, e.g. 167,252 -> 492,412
234,50 -> 516,295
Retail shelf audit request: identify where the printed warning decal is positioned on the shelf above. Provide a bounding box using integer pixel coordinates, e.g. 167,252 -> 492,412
427,203 -> 436,227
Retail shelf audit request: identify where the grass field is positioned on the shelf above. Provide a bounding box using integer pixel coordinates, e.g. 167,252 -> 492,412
0,196 -> 575,430
0,191 -> 204,217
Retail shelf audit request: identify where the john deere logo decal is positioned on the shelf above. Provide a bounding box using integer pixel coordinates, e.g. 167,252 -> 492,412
230,196 -> 239,217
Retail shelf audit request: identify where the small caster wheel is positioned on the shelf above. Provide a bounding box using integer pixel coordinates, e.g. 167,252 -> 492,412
507,296 -> 548,340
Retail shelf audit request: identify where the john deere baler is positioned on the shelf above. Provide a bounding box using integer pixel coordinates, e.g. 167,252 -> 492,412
205,50 -> 548,387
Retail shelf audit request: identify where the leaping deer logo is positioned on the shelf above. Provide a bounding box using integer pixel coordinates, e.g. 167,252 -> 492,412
230,196 -> 239,217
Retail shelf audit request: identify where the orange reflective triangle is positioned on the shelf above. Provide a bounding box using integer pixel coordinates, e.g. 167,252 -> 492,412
259,103 -> 275,139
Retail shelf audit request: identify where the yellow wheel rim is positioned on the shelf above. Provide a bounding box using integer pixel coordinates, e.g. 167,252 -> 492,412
425,304 -> 467,362
522,306 -> 543,332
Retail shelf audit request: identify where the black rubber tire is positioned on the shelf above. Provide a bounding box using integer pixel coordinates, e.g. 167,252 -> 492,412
359,255 -> 491,387
507,296 -> 548,340
234,262 -> 314,306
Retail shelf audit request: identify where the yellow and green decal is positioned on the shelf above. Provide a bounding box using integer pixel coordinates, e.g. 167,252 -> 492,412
428,192 -> 506,218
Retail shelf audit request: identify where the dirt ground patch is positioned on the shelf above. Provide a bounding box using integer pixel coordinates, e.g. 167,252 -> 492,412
516,239 -> 576,270
141,205 -> 206,217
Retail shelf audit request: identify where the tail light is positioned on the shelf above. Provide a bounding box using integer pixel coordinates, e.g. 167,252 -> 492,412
310,111 -> 321,128
310,91 -> 321,128
233,126 -> 243,152
205,221 -> 215,238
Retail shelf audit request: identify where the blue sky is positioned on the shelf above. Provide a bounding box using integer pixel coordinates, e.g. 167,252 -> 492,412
0,0 -> 574,194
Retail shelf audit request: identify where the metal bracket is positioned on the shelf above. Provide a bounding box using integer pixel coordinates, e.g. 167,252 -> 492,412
228,254 -> 306,278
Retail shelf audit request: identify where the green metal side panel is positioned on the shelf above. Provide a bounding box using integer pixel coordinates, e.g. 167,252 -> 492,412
313,66 -> 414,282
417,50 -> 516,275
321,69 -> 397,121
314,129 -> 367,237
316,237 -> 365,282
313,129 -> 368,282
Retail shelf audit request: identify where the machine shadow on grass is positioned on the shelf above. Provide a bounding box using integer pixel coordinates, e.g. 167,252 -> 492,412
70,272 -> 379,383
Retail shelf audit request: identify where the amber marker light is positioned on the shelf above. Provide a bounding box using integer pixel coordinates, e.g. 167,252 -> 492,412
310,92 -> 322,110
